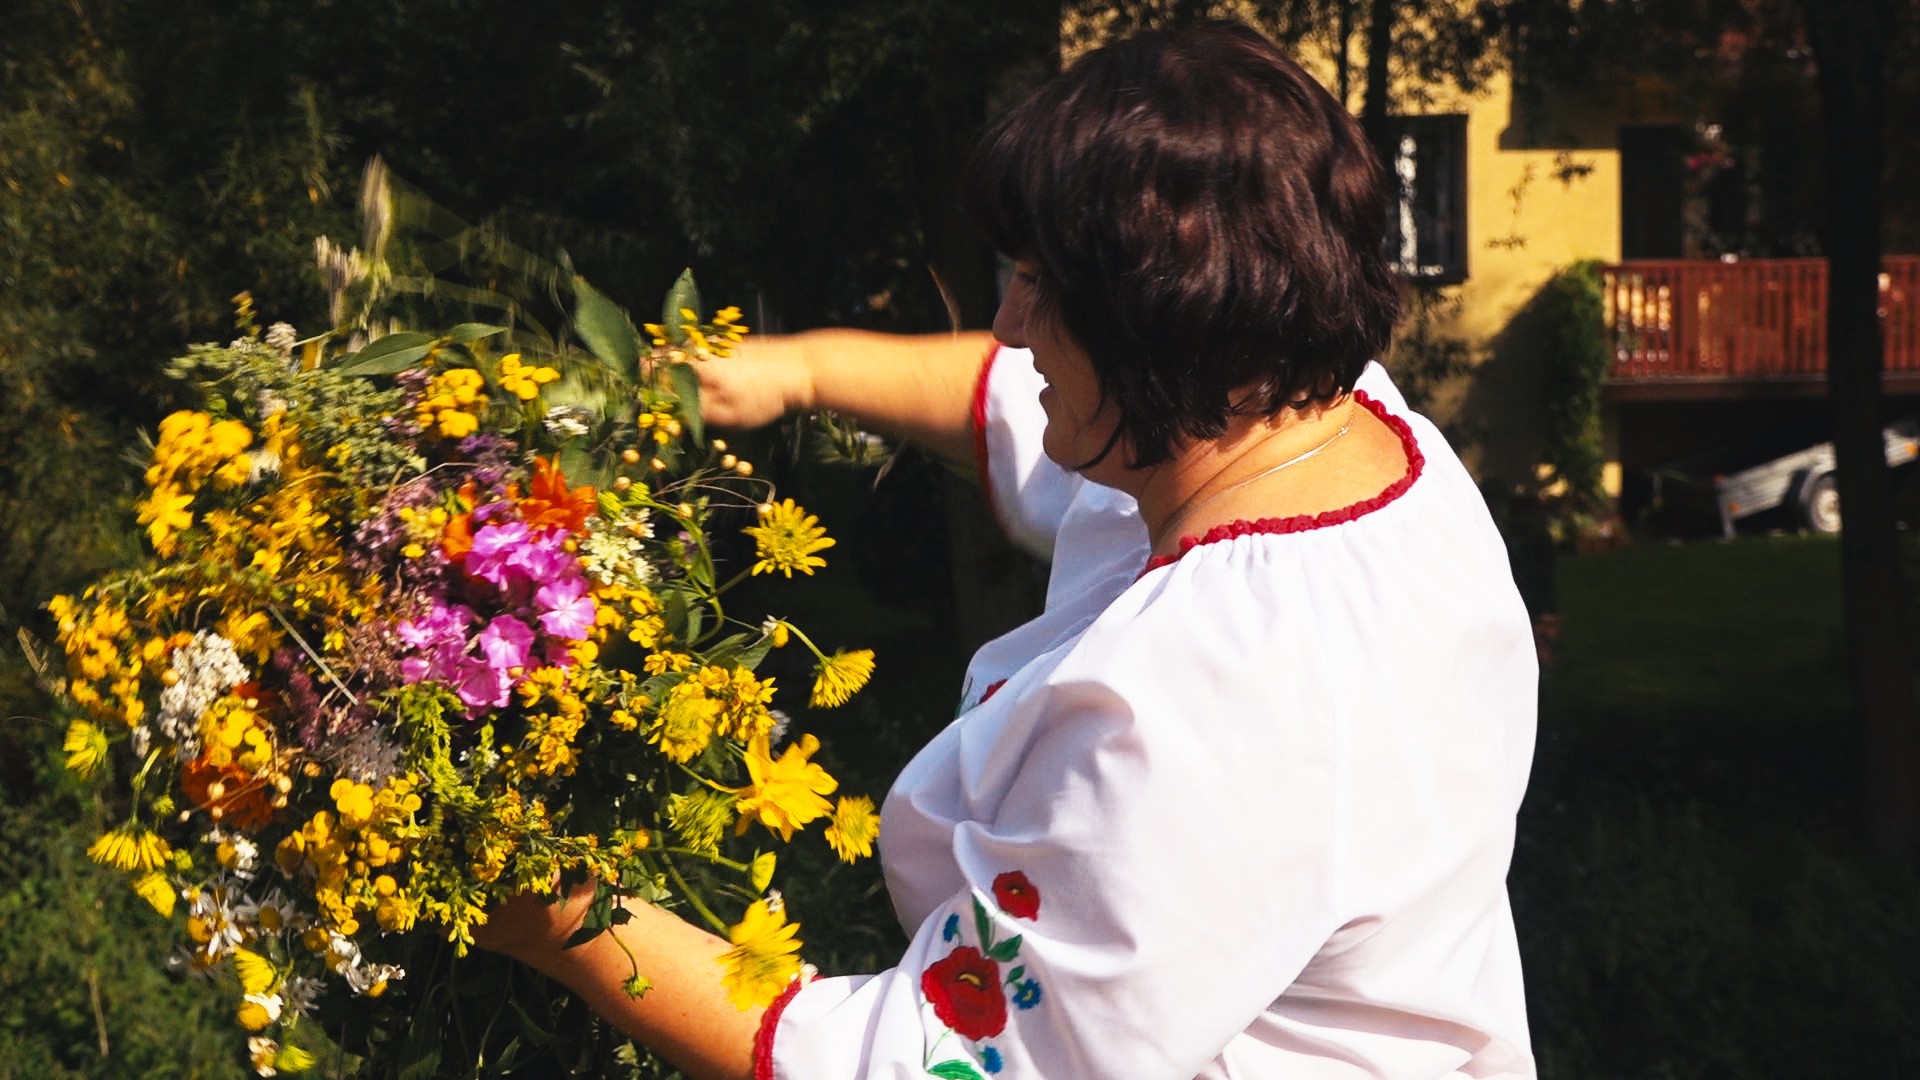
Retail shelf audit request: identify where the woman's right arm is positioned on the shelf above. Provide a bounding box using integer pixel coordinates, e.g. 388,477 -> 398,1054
695,329 -> 996,466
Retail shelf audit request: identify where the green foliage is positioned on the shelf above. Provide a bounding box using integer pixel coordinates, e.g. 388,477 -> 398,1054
0,695 -> 247,1078
1537,260 -> 1610,519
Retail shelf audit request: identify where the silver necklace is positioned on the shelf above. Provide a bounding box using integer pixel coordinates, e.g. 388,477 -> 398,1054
1155,416 -> 1352,545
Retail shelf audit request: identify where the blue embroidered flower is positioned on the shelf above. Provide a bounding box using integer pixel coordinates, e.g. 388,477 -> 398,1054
980,1046 -> 1004,1074
1012,978 -> 1042,1010
942,913 -> 960,942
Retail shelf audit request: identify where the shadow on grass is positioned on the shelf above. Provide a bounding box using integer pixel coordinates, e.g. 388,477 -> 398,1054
1515,535 -> 1920,1078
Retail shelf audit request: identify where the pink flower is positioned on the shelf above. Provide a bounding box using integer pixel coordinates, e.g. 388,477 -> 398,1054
450,657 -> 511,709
536,577 -> 596,641
476,615 -> 534,671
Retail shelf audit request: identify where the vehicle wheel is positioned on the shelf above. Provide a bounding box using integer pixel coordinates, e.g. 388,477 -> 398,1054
1802,472 -> 1841,534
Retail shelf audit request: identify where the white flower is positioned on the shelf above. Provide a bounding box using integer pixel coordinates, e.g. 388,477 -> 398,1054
542,405 -> 592,439
264,322 -> 298,357
248,1035 -> 280,1077
158,631 -> 250,757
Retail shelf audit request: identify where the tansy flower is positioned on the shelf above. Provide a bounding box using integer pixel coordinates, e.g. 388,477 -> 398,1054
823,795 -> 880,862
719,898 -> 803,1010
742,499 -> 834,578
63,719 -> 110,778
88,826 -> 173,872
497,353 -> 560,400
810,649 -> 875,708
733,733 -> 836,841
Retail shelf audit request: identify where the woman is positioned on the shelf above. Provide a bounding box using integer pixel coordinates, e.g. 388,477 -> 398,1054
480,21 -> 1538,1079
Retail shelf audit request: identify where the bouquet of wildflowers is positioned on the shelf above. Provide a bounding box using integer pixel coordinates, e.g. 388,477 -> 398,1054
43,257 -> 880,1074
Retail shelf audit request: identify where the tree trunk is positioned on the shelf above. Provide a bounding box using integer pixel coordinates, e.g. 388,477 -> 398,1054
1361,0 -> 1396,153
1803,0 -> 1920,856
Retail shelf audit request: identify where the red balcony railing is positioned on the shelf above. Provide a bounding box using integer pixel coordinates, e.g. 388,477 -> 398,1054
1600,256 -> 1920,382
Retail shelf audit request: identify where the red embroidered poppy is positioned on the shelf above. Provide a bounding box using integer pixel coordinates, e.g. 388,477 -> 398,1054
920,946 -> 1007,1040
992,871 -> 1040,920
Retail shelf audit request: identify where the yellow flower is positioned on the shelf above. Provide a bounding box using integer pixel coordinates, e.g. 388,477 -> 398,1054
275,1044 -> 317,1073
823,795 -> 880,863
733,734 -> 836,841
742,499 -> 834,578
719,899 -> 803,1010
498,353 -> 560,400
650,681 -> 721,763
234,948 -> 278,996
132,871 -> 177,917
810,649 -> 875,708
88,826 -> 172,872
62,719 -> 110,778
135,483 -> 194,552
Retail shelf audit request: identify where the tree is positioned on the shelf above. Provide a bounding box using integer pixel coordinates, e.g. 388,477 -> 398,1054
1801,0 -> 1920,856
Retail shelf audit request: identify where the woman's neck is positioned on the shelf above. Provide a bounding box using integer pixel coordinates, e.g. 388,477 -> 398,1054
1130,398 -> 1362,554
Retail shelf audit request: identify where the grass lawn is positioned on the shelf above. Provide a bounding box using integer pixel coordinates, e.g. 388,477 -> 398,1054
1515,536 -> 1920,1078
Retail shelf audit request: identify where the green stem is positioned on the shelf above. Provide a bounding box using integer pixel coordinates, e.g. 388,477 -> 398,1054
663,858 -> 731,936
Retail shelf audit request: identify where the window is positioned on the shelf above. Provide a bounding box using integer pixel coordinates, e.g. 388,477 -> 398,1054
1385,114 -> 1469,284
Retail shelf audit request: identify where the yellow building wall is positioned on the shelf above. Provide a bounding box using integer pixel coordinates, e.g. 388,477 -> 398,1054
1410,71 -> 1622,490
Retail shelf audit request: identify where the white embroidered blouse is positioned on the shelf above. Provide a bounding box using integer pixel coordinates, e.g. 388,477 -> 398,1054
754,347 -> 1539,1079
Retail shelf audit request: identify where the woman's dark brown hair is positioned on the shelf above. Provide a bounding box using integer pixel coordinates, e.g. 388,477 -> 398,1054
963,20 -> 1402,468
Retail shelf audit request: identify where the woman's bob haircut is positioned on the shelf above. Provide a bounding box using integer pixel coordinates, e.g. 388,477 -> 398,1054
963,21 -> 1403,469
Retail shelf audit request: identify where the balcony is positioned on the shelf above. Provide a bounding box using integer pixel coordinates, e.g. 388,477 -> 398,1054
1600,256 -> 1920,400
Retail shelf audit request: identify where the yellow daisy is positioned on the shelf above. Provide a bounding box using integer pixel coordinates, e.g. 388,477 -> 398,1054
87,826 -> 172,873
823,796 -> 880,863
809,649 -> 875,708
742,499 -> 834,578
719,898 -> 803,1010
62,719 -> 110,778
733,734 -> 836,841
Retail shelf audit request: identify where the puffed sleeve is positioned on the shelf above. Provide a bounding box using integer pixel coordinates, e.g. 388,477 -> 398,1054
754,603 -> 1353,1078
971,345 -> 1081,562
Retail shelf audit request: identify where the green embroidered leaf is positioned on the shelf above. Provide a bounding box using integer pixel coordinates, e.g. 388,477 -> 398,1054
927,1061 -> 986,1080
971,896 -> 993,950
1006,965 -> 1025,984
985,935 -> 1023,963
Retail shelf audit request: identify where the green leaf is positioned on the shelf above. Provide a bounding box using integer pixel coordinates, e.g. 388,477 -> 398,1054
667,361 -> 705,447
750,851 -> 777,893
335,331 -> 435,375
573,275 -> 641,380
447,322 -> 509,343
1007,965 -> 1025,983
972,896 -> 993,951
928,1061 -> 987,1080
661,268 -> 703,337
985,934 -> 1023,963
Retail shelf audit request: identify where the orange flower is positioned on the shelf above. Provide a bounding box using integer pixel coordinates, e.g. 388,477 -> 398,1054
518,457 -> 596,533
442,511 -> 474,563
182,757 -> 277,830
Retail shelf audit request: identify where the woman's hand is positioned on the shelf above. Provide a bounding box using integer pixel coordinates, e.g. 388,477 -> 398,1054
469,881 -> 761,1080
470,879 -> 596,962
695,338 -> 815,430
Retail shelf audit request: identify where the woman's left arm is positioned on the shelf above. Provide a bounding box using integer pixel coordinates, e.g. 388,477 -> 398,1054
476,885 -> 762,1080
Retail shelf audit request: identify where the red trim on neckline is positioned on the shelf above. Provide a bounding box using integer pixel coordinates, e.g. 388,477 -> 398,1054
752,977 -> 808,1080
1140,390 -> 1424,575
969,344 -> 1002,513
